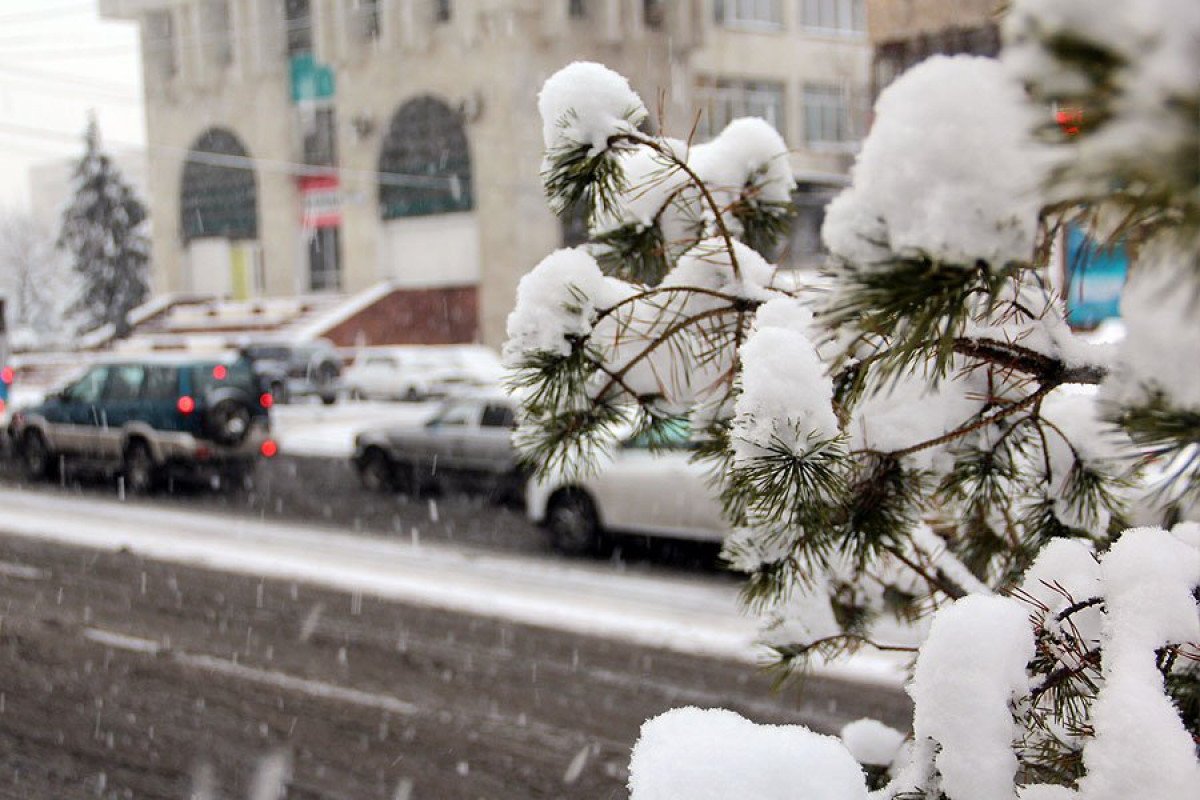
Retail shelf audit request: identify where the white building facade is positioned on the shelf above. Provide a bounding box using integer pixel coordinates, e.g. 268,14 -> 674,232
101,0 -> 869,346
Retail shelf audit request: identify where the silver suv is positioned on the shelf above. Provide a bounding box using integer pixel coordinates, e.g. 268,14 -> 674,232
243,340 -> 342,405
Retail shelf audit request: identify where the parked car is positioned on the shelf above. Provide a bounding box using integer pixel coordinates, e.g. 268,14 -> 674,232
352,392 -> 524,501
7,353 -> 276,492
341,345 -> 504,402
526,419 -> 727,555
243,339 -> 342,405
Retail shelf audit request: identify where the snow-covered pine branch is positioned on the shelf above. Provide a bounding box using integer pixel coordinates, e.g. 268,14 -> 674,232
505,8 -> 1200,790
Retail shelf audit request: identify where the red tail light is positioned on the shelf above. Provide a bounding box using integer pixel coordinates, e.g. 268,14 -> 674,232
0,367 -> 12,385
1055,107 -> 1083,136
0,399 -> 6,415
177,396 -> 196,414
260,439 -> 278,458
212,365 -> 227,380
259,392 -> 274,409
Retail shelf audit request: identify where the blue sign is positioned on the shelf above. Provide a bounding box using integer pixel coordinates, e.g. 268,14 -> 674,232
1064,224 -> 1128,328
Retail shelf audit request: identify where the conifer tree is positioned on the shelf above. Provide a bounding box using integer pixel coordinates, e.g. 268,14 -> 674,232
58,116 -> 150,338
507,0 -> 1199,794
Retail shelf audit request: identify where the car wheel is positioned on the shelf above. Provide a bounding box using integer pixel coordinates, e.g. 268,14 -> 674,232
20,430 -> 56,481
546,490 -> 603,556
320,392 -> 337,406
123,440 -> 159,495
358,448 -> 395,493
206,397 -> 253,446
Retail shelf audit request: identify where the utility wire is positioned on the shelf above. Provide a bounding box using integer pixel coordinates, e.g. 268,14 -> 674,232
0,64 -> 141,104
0,1 -> 93,26
0,121 -> 460,190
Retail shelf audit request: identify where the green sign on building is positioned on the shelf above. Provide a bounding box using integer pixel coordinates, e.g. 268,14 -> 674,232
290,54 -> 335,104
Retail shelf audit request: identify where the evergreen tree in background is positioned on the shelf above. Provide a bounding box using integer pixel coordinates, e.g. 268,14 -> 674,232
58,115 -> 149,338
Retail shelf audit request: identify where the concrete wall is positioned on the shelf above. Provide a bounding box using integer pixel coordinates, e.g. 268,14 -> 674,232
111,0 -> 870,347
867,0 -> 1002,42
321,285 -> 479,346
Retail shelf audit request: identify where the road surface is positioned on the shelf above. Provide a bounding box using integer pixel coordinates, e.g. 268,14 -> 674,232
0,489 -> 912,799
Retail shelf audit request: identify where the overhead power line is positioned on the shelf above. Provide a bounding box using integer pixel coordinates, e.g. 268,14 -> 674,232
0,121 -> 459,190
0,1 -> 93,27
0,63 -> 141,104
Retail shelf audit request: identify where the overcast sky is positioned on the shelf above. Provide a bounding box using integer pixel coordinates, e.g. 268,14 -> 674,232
0,0 -> 145,211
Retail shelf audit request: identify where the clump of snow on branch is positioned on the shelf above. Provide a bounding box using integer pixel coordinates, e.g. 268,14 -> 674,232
628,707 -> 868,800
1038,388 -> 1133,531
537,61 -> 647,156
823,55 -> 1045,269
1017,537 -> 1102,651
840,718 -> 906,769
661,238 -> 780,308
733,297 -> 838,463
588,118 -> 792,244
690,117 -> 794,209
502,248 -> 631,363
892,595 -> 1035,800
848,364 -> 987,473
591,140 -> 691,235
1071,527 -> 1200,800
1004,0 -> 1200,211
1102,242 -> 1200,411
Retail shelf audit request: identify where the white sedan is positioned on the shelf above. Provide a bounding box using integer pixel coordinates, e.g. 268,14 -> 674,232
525,422 -> 727,554
341,345 -> 504,402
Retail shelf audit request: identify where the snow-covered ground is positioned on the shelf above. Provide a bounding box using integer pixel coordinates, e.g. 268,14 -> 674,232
0,486 -> 908,687
270,400 -> 439,457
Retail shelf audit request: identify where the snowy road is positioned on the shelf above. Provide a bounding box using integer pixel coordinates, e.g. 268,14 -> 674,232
0,493 -> 912,798
0,486 -> 904,685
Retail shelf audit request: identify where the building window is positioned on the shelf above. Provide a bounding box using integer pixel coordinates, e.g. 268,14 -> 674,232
799,0 -> 865,36
696,79 -> 786,141
802,83 -> 856,146
308,227 -> 342,292
145,11 -> 177,78
644,0 -> 666,29
777,181 -> 841,269
285,0 -> 313,56
352,0 -> 381,41
714,0 -> 783,30
378,96 -> 474,219
302,107 -> 338,167
569,0 -> 587,19
180,128 -> 259,243
435,0 -> 452,24
201,0 -> 234,67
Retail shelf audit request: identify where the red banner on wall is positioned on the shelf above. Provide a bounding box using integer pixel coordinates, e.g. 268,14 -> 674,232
300,174 -> 341,229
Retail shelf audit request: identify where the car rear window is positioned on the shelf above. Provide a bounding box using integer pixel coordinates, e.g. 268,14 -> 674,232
192,360 -> 257,396
142,366 -> 179,401
245,346 -> 291,361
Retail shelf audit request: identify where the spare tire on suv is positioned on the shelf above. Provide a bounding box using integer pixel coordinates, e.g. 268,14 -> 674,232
203,387 -> 255,446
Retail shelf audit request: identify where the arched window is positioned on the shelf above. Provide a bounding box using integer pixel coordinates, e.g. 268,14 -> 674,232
180,128 -> 258,242
378,96 -> 473,219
